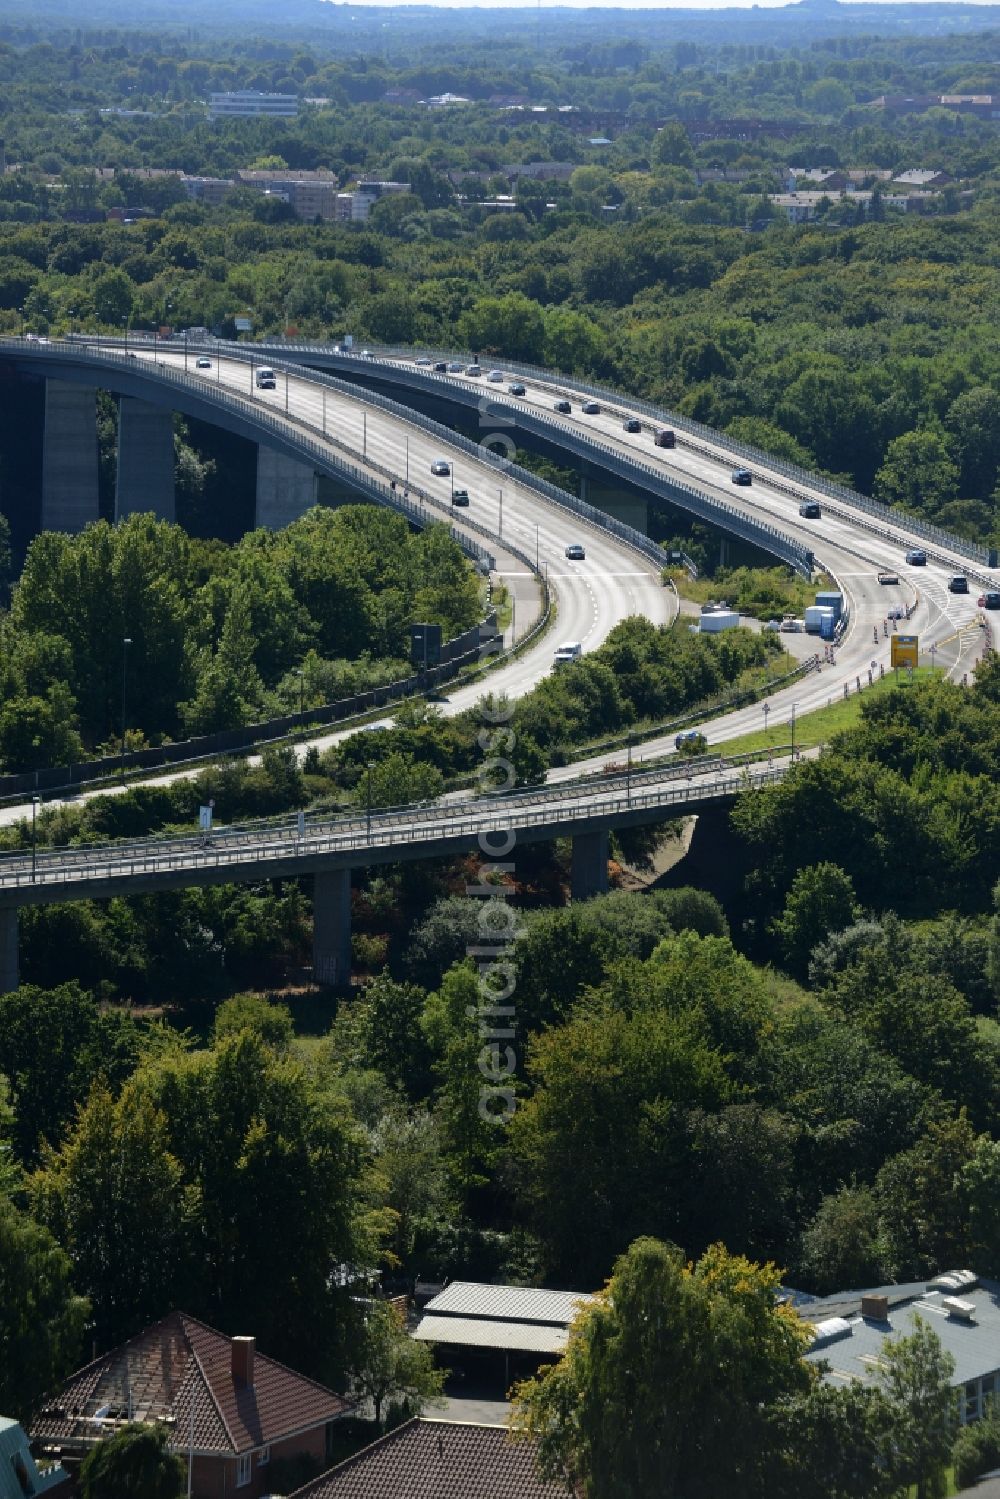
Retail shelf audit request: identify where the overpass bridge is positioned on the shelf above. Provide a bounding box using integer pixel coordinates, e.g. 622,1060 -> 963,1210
0,756 -> 780,992
0,335 -> 995,992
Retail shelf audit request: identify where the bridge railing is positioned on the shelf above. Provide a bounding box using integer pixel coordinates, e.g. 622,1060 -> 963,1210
67,334 -> 813,579
0,758 -> 787,892
262,336 -> 993,569
232,341 -> 814,577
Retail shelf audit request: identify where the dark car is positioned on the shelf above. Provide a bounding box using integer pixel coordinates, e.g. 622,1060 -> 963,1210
949,575 -> 969,594
980,591 -> 1000,609
451,489 -> 470,507
554,399 -> 572,414
799,501 -> 821,519
433,361 -> 448,373
732,469 -> 753,487
623,417 -> 642,433
508,381 -> 526,396
582,401 -> 601,415
905,549 -> 927,566
674,730 -> 708,754
654,429 -> 676,448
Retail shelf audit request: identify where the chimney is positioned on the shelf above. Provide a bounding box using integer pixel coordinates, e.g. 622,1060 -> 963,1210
231,1336 -> 255,1388
861,1294 -> 889,1321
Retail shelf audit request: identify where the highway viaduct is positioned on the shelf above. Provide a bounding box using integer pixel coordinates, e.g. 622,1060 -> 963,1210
0,759 -> 777,993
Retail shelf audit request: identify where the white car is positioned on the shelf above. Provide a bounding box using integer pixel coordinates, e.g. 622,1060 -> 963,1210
430,458 -> 451,477
565,543 -> 586,560
487,370 -> 505,383
195,357 -> 212,370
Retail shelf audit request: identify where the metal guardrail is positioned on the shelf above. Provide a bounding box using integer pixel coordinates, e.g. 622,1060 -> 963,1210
0,760 -> 787,896
266,336 -> 992,569
241,340 -> 814,577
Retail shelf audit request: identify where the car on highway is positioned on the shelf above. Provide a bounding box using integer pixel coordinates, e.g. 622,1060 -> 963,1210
508,381 -> 526,396
553,641 -> 583,665
878,570 -> 899,585
565,543 -> 586,560
433,361 -> 448,373
582,401 -> 601,415
623,417 -> 642,433
799,500 -> 822,518
415,356 -> 433,367
451,489 -> 470,507
447,361 -> 464,373
979,592 -> 1000,609
887,605 -> 906,620
195,357 -> 212,370
487,369 -> 505,382
949,575 -> 970,593
466,364 -> 482,376
430,458 -> 451,477
732,469 -> 753,486
654,429 -> 676,448
905,549 -> 927,566
675,730 -> 708,754
554,399 -> 572,414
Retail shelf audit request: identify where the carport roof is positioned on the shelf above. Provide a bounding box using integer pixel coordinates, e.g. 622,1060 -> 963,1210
412,1315 -> 570,1355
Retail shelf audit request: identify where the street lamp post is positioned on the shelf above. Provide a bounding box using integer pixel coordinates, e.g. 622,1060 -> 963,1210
363,411 -> 367,458
405,436 -> 409,486
31,795 -> 40,883
626,732 -> 633,805
498,489 -> 503,537
120,637 -> 132,779
762,701 -> 770,738
790,701 -> 798,757
285,370 -> 289,414
366,761 -> 375,840
322,389 -> 327,435
535,523 -> 539,570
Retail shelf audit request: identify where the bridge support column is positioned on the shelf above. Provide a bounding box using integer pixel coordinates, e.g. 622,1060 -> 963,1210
42,380 -> 100,533
313,869 -> 352,988
579,461 -> 648,535
116,398 -> 175,521
256,448 -> 317,529
571,829 -> 610,902
0,907 -> 18,995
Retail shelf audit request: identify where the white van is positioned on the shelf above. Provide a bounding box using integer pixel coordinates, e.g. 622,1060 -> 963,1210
255,367 -> 276,389
553,641 -> 583,665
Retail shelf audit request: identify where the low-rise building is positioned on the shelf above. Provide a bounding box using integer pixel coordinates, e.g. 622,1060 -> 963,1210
29,1312 -> 353,1499
236,168 -> 339,221
288,1418 -> 565,1499
801,1270 -> 1000,1425
182,175 -> 235,207
893,168 -> 954,189
0,1417 -> 69,1499
208,92 -> 298,121
345,180 -> 411,222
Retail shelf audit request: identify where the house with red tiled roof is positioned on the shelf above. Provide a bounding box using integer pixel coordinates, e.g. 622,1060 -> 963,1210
289,1418 -> 570,1499
29,1312 -> 353,1499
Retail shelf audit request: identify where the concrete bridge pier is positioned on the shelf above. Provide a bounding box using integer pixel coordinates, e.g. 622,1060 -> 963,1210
116,398 -> 176,521
256,448 -> 318,529
313,869 -> 352,988
42,380 -> 100,532
571,829 -> 610,902
0,907 -> 18,995
579,460 -> 648,535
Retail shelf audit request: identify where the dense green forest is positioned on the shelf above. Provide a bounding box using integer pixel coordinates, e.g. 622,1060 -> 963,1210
0,507 -> 481,767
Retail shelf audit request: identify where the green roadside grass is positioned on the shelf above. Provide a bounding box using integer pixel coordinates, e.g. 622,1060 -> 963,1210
717,666 -> 940,759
